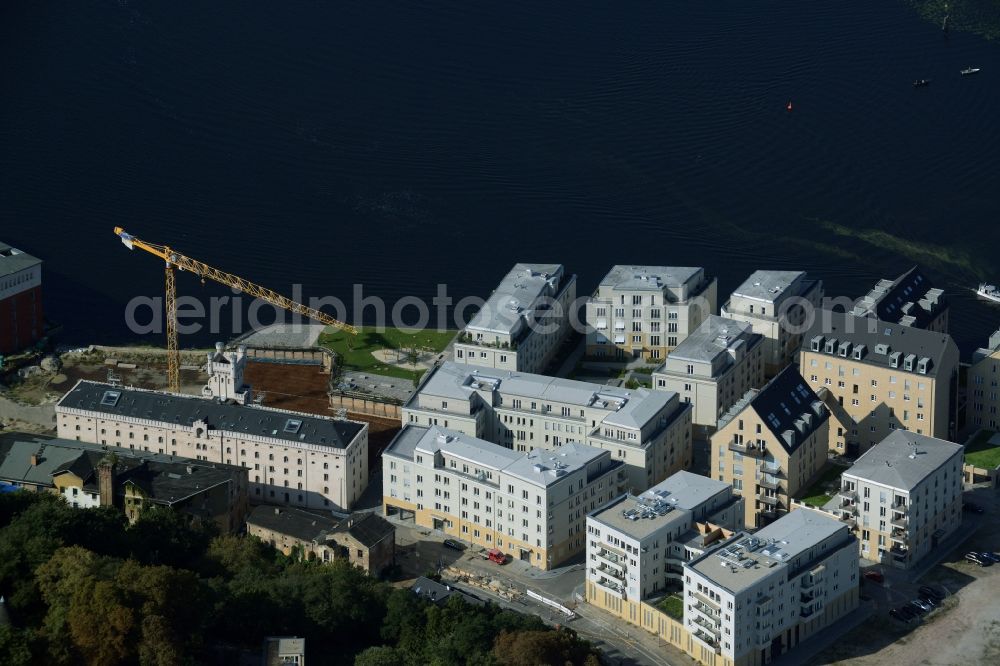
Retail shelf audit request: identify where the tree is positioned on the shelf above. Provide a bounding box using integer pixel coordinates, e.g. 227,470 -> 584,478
0,625 -> 33,666
354,645 -> 407,666
493,629 -> 599,666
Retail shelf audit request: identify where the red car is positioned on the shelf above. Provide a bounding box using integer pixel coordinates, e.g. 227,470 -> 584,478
863,570 -> 884,584
487,548 -> 507,564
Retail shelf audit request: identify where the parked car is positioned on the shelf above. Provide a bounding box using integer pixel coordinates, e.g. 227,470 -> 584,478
918,586 -> 944,602
442,539 -> 465,551
963,502 -> 985,514
965,552 -> 988,566
909,600 -> 931,613
889,609 -> 911,623
896,606 -> 917,620
980,551 -> 1000,563
863,570 -> 885,584
486,548 -> 507,564
917,595 -> 937,608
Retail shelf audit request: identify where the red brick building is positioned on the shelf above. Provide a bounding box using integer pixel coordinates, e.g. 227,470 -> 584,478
0,242 -> 44,355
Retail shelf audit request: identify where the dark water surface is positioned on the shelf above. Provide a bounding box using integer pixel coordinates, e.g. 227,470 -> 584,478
1,1 -> 999,355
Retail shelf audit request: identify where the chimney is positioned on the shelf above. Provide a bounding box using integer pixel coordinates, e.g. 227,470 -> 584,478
186,465 -> 194,474
98,458 -> 116,508
29,453 -> 39,466
274,507 -> 281,515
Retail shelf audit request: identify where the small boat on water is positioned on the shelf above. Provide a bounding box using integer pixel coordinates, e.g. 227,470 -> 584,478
977,283 -> 1000,303
913,79 -> 931,88
961,67 -> 981,76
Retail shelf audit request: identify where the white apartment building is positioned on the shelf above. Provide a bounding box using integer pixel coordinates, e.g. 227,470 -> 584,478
586,471 -> 744,617
402,362 -> 693,492
586,265 -> 717,361
722,271 -> 824,376
653,316 -> 765,436
55,378 -> 368,512
382,424 -> 628,569
453,263 -> 576,374
683,509 -> 858,666
834,430 -> 962,569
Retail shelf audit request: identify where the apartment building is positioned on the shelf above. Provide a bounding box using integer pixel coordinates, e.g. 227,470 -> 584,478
55,379 -> 368,512
800,311 -> 959,456
852,266 -> 948,333
585,471 -> 744,620
721,271 -> 824,377
382,424 -> 628,569
711,367 -> 830,528
0,435 -> 249,533
453,263 -> 576,374
968,328 -> 1000,432
0,241 -> 44,354
683,509 -> 858,666
586,265 -> 717,361
653,316 -> 765,436
835,430 -> 962,569
402,361 -> 693,492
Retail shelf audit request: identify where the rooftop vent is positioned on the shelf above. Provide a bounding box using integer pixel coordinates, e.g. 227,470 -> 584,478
100,390 -> 122,407
874,343 -> 890,355
283,419 -> 303,434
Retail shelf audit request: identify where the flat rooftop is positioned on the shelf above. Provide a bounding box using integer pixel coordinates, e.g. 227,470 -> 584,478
730,270 -> 809,303
659,315 -> 756,365
0,241 -> 42,279
466,263 -> 567,336
687,509 -> 848,593
590,471 -> 730,539
598,265 -> 704,292
844,430 -> 963,491
57,380 -> 365,449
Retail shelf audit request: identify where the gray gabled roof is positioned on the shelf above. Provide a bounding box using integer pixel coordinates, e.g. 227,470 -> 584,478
844,430 -> 963,490
57,380 -> 365,449
466,263 -> 567,336
0,242 -> 42,280
247,505 -> 338,543
662,315 -> 759,365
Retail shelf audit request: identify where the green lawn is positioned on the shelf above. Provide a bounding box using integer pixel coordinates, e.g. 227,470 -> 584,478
798,464 -> 847,508
657,594 -> 684,621
317,326 -> 456,384
964,429 -> 1000,469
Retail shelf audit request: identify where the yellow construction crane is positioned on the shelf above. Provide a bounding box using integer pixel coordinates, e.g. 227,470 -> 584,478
113,227 -> 356,393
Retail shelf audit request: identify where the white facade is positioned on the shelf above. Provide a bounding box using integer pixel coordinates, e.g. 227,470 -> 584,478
586,265 -> 717,361
722,271 -> 823,375
383,425 -> 628,568
683,509 -> 858,664
56,380 -> 368,512
204,343 -> 251,404
402,362 -> 693,492
836,430 -> 963,569
586,471 -> 744,603
653,316 -> 765,433
454,263 -> 576,374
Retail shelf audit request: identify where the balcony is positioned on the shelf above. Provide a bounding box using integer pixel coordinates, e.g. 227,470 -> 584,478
800,606 -> 815,618
890,515 -> 908,529
838,488 -> 858,501
597,548 -> 624,567
692,600 -> 720,622
693,615 -> 721,637
729,441 -> 768,458
594,576 -> 626,597
890,529 -> 909,544
757,477 -> 783,492
890,544 -> 909,558
692,591 -> 721,611
758,494 -> 782,507
597,563 -> 625,580
693,629 -> 721,652
760,462 -> 784,477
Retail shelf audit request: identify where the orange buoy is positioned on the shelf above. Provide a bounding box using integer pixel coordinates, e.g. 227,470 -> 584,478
786,101 -> 793,111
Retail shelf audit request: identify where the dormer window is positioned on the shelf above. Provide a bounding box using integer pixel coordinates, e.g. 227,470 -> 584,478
824,338 -> 837,354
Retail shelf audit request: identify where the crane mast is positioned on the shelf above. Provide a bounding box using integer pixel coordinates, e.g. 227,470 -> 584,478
113,227 -> 356,393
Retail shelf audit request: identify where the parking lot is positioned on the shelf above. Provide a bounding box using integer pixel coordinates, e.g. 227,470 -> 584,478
810,486 -> 1000,665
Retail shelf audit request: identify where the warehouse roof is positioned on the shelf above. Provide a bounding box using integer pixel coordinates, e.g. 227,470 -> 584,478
0,242 -> 42,280
57,381 -> 365,449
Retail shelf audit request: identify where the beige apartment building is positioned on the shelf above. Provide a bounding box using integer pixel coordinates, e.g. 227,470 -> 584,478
585,471 -> 744,618
653,316 -> 765,437
721,270 -> 824,377
453,263 -> 576,374
834,430 -> 962,569
800,311 -> 959,457
852,266 -> 948,333
402,361 -> 693,492
383,424 -> 628,569
683,509 -> 859,666
968,328 -> 1000,432
586,265 -> 717,361
55,379 -> 369,512
711,367 -> 830,528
